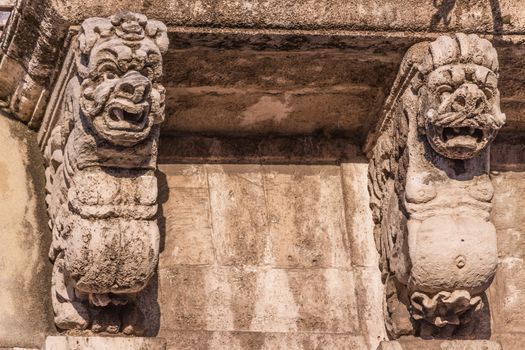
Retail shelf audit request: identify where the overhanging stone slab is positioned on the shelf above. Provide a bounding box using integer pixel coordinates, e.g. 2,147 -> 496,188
2,1 -> 525,139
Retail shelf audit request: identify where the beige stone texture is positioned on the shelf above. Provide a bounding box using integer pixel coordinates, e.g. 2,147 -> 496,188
43,336 -> 166,350
44,1 -> 525,34
156,161 -> 386,349
162,331 -> 367,350
377,339 -> 501,350
490,334 -> 525,350
486,143 -> 525,350
490,170 -> 525,334
0,115 -> 54,347
4,1 -> 525,138
157,31 -> 524,143
0,0 -> 14,9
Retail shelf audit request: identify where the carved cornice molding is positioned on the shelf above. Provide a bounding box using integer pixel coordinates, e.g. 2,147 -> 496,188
368,33 -> 505,339
42,12 -> 168,334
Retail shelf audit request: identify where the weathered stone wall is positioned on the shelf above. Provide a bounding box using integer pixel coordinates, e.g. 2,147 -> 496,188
488,142 -> 525,350
0,115 -> 55,348
150,137 -> 525,350
154,159 -> 387,349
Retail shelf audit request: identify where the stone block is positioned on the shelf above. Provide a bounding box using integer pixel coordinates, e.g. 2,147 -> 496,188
157,266 -> 360,334
43,336 -> 166,350
340,163 -> 378,268
377,339 -> 501,350
263,165 -> 351,269
206,164 -> 269,266
162,330 -> 367,350
0,0 -> 14,9
158,164 -> 215,266
491,333 -> 525,350
489,170 -> 525,334
155,161 -> 385,348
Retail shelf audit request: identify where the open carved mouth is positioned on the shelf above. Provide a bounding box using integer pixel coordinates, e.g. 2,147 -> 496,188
105,102 -> 148,131
440,126 -> 484,149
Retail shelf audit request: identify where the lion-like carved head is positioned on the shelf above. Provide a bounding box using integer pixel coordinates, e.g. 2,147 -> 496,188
417,34 -> 505,159
76,12 -> 169,147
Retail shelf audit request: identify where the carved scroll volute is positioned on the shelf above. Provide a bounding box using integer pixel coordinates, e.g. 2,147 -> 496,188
368,34 -> 505,339
43,12 -> 168,334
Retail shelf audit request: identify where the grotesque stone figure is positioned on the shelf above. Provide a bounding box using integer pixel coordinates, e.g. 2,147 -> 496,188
368,34 -> 505,339
43,12 -> 168,334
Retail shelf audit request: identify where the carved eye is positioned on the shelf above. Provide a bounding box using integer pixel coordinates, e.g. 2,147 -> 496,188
105,72 -> 117,80
140,67 -> 153,78
437,85 -> 453,102
483,87 -> 494,100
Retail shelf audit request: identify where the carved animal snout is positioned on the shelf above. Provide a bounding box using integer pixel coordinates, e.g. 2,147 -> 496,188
449,84 -> 486,115
114,71 -> 151,103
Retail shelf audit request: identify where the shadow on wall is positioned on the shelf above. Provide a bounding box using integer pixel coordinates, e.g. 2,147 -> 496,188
430,0 -> 456,29
138,169 -> 179,336
135,170 -> 170,337
430,0 -> 506,35
157,134 -> 367,165
489,0 -> 504,34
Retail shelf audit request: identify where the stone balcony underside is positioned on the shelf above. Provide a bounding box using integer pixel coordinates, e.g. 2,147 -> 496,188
3,1 -> 525,144
160,30 -> 525,144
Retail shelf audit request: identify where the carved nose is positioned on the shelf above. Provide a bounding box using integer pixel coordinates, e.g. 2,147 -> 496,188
450,84 -> 485,114
114,72 -> 150,103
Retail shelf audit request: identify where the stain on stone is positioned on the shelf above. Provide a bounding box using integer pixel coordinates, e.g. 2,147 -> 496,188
0,116 -> 55,347
231,268 -> 258,331
430,0 -> 456,29
236,330 -> 265,350
287,269 -> 329,332
159,266 -> 207,331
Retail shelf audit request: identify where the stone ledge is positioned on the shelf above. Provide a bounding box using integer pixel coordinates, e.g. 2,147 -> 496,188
43,337 -> 166,350
377,339 -> 502,350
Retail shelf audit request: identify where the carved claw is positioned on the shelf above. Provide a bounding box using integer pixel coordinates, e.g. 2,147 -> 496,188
91,305 -> 121,334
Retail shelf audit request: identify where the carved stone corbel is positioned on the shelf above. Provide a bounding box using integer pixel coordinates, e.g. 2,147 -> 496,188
43,12 -> 168,334
368,34 -> 505,338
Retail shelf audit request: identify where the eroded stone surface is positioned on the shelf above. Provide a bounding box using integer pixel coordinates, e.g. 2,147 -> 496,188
489,162 -> 525,340
156,162 -> 386,349
42,12 -> 169,334
368,34 -> 504,338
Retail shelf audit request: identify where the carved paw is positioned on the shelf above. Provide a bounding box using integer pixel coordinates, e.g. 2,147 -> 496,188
53,300 -> 90,331
91,305 -> 121,334
121,302 -> 146,336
